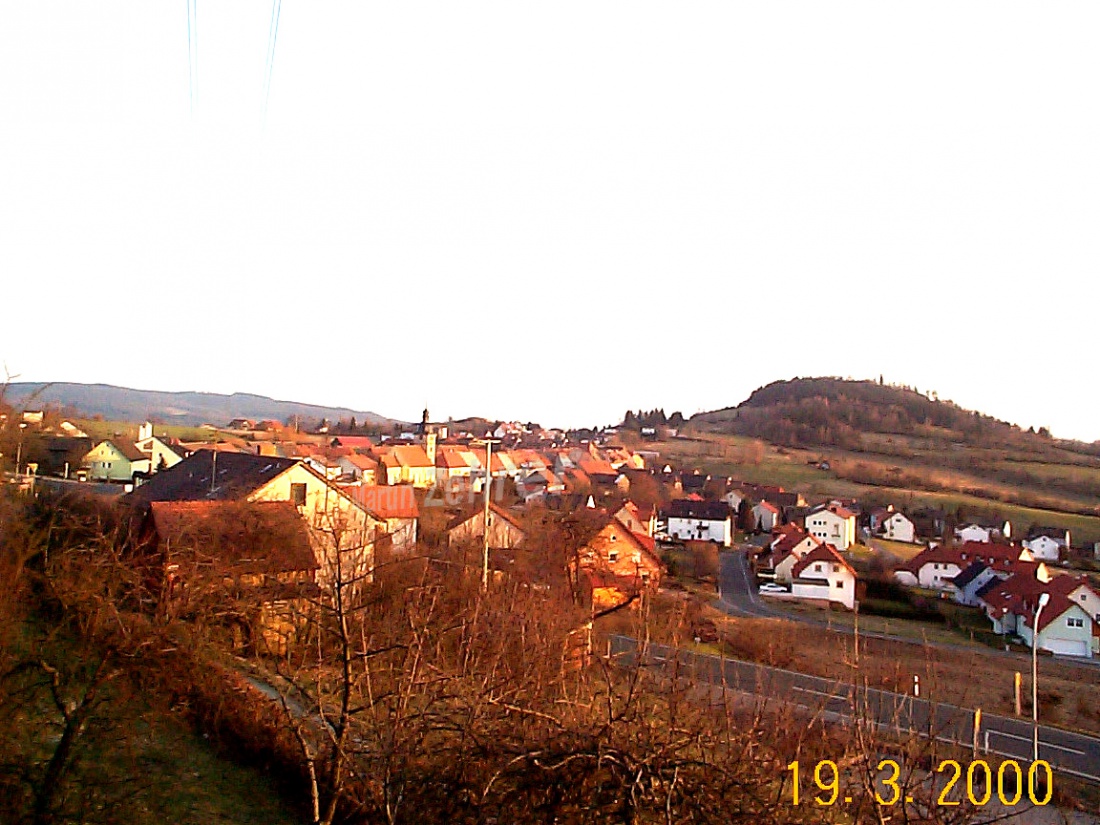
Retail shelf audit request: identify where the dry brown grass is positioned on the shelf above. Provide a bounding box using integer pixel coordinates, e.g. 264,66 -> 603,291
709,612 -> 1100,736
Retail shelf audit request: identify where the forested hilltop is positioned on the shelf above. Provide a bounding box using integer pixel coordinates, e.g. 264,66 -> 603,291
692,377 -> 1093,457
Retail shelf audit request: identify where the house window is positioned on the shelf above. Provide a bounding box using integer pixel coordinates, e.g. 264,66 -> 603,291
291,483 -> 307,506
608,550 -> 619,563
814,563 -> 823,572
835,580 -> 844,588
1067,617 -> 1084,628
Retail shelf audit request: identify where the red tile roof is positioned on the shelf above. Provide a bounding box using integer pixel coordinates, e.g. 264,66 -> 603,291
350,485 -> 419,519
792,543 -> 856,578
1020,592 -> 1085,633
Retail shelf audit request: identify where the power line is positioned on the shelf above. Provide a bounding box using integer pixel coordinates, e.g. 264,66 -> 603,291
261,0 -> 282,126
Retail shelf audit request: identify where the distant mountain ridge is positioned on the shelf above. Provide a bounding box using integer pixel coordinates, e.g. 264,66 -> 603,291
3,382 -> 399,428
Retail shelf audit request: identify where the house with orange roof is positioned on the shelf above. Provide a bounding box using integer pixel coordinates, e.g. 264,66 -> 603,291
613,501 -> 657,537
378,444 -> 436,488
772,529 -> 823,585
752,500 -> 781,533
1046,573 -> 1100,625
336,452 -> 378,484
898,543 -> 1040,591
349,484 -> 418,556
518,468 -> 566,502
572,516 -> 662,613
790,543 -> 858,610
805,503 -> 857,551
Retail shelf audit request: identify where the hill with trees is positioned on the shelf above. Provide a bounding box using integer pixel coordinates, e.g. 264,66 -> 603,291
691,377 -> 1081,454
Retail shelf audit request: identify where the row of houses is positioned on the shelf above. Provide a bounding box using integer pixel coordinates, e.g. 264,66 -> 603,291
897,542 -> 1099,656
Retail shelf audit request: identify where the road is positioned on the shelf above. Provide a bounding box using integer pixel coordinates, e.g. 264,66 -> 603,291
609,634 -> 1100,784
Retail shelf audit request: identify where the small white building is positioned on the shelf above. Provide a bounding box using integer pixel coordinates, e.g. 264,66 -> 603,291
752,500 -> 780,533
881,512 -> 915,543
1022,533 -> 1067,562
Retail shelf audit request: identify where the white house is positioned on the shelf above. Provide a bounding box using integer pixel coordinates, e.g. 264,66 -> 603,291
1048,574 -> 1100,626
1022,530 -> 1068,562
805,504 -> 857,551
954,524 -> 992,543
773,533 -> 822,584
881,512 -> 916,543
664,500 -> 732,547
954,520 -> 1011,544
135,434 -> 185,473
1018,595 -> 1095,658
1022,535 -> 1062,562
752,500 -> 780,533
790,544 -> 857,610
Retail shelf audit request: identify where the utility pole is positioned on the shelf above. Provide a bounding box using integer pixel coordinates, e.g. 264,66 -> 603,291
473,437 -> 501,591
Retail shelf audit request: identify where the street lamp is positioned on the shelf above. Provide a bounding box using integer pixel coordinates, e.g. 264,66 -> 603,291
1032,591 -> 1050,763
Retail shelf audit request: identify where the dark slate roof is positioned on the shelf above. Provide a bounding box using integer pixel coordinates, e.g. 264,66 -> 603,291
974,576 -> 1003,600
663,499 -> 730,521
951,561 -> 989,590
126,450 -> 299,504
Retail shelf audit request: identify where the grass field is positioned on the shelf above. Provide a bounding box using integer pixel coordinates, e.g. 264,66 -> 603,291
74,419 -> 217,443
873,538 -> 926,562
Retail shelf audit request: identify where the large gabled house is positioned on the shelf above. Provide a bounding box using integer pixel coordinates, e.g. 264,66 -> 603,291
146,499 -> 319,653
764,527 -> 822,585
571,515 -> 662,613
664,499 -> 732,546
897,542 -> 1037,591
1018,593 -> 1097,658
805,503 -> 857,551
790,543 -> 858,610
82,439 -> 151,482
125,450 -> 382,591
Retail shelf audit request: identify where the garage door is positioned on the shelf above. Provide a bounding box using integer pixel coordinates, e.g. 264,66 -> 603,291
1043,638 -> 1090,657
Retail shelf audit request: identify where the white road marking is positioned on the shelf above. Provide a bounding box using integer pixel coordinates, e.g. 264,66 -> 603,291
792,685 -> 848,701
986,728 -> 1086,756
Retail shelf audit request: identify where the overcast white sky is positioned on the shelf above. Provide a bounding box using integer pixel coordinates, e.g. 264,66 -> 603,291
1,3 -> 1098,437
